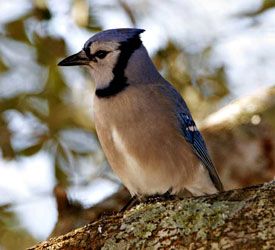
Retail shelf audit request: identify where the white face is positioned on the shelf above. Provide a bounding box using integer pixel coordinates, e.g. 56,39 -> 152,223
85,41 -> 121,89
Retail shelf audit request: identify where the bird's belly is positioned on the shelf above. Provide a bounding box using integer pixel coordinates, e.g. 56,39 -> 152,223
110,127 -> 173,195
97,125 -> 197,196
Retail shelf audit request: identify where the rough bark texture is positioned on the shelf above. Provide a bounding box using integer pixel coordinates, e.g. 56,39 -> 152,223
30,181 -> 275,250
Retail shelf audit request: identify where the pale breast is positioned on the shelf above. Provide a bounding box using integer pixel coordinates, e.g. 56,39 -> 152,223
93,84 -> 208,196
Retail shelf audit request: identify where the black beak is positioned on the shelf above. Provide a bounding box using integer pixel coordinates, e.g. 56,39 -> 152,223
58,50 -> 90,66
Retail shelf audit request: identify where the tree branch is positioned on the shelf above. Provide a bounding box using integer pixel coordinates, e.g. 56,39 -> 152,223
30,181 -> 275,249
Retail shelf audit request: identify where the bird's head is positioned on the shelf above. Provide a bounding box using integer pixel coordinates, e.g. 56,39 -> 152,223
58,28 -> 145,95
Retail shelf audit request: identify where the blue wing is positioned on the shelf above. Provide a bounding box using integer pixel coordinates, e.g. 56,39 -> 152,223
178,113 -> 224,191
157,82 -> 223,191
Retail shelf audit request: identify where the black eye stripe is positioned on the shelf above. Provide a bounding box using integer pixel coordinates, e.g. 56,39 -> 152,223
94,50 -> 109,59
83,46 -> 91,58
96,35 -> 142,98
83,47 -> 110,60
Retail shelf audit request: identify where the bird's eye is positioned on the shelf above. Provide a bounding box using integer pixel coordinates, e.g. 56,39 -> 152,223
94,50 -> 109,59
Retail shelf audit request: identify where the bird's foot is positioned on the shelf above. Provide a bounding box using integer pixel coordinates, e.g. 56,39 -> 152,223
120,190 -> 177,212
144,190 -> 176,204
120,195 -> 139,212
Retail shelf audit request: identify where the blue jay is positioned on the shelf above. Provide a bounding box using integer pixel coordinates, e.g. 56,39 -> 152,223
59,28 -> 223,197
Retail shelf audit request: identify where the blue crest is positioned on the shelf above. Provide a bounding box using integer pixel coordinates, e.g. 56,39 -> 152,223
84,28 -> 145,48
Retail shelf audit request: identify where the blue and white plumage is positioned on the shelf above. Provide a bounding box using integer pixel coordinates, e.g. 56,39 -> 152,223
59,28 -> 223,196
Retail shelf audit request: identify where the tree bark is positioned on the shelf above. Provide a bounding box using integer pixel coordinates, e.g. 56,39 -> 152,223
29,181 -> 275,250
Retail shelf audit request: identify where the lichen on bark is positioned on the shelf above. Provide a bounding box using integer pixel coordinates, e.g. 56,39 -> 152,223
30,181 -> 275,250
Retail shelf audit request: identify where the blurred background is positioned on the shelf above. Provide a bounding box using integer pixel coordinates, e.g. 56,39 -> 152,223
0,0 -> 275,249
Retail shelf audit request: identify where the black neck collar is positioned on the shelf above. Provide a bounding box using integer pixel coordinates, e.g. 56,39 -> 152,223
95,36 -> 142,98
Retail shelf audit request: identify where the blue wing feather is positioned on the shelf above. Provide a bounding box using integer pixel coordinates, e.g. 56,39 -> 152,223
178,113 -> 224,191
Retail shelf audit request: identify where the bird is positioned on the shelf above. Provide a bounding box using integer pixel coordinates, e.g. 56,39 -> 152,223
58,28 -> 223,199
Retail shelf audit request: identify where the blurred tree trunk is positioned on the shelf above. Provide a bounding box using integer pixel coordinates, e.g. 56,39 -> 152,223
29,181 -> 274,249
202,87 -> 275,190
50,186 -> 130,237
